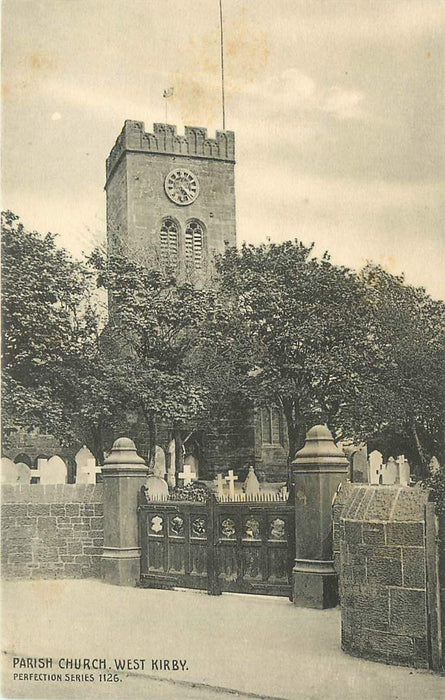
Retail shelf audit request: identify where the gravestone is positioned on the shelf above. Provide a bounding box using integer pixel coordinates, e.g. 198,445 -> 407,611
167,439 -> 176,488
397,455 -> 410,486
39,455 -> 68,484
178,463 -> 197,486
184,453 -> 199,480
351,446 -> 368,483
143,475 -> 169,500
1,457 -> 18,484
153,445 -> 166,479
429,456 -> 441,475
225,469 -> 238,499
384,456 -> 398,485
215,473 -> 225,498
15,462 -> 32,484
369,450 -> 383,485
244,466 -> 260,496
75,445 -> 101,484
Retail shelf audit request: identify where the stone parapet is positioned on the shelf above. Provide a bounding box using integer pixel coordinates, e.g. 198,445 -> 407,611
106,120 -> 235,182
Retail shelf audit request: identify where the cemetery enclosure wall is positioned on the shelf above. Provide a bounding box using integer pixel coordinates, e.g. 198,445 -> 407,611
333,484 -> 444,671
1,484 -> 103,580
439,512 -> 445,665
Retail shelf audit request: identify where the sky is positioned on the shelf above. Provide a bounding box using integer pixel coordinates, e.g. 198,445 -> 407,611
2,0 -> 445,299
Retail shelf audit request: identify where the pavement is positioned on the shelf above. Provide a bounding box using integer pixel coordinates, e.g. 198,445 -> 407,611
1,579 -> 444,700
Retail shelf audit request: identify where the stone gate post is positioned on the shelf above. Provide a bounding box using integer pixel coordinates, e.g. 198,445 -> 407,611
101,437 -> 149,586
292,425 -> 348,608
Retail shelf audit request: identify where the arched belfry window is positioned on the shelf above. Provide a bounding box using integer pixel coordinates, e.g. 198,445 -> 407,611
185,220 -> 204,270
160,218 -> 179,264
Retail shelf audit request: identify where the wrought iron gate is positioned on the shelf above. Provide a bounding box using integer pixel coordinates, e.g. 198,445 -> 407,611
138,493 -> 295,597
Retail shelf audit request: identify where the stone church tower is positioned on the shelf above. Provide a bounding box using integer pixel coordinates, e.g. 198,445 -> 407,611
105,120 -> 236,278
105,120 -> 288,481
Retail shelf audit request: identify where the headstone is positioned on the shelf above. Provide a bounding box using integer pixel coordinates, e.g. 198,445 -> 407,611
184,453 -> 199,480
396,455 -> 410,486
144,475 -> 169,501
368,450 -> 383,485
429,456 -> 441,475
244,466 -> 260,496
75,445 -> 101,484
1,457 -> 19,484
15,462 -> 32,484
351,446 -> 368,483
167,439 -> 176,488
215,473 -> 225,498
178,463 -> 197,486
225,469 -> 238,500
383,456 -> 398,485
153,445 -> 166,479
39,455 -> 68,484
280,485 -> 289,500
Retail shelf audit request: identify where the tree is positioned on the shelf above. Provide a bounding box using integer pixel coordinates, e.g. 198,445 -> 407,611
1,211 -> 101,450
90,250 -> 214,469
360,264 -> 445,471
199,240 -> 380,470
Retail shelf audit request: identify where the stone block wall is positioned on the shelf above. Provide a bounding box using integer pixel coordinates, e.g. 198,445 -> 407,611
1,484 -> 103,580
333,484 -> 442,669
439,513 -> 445,661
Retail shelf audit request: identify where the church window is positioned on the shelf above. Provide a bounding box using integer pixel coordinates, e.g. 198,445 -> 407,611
185,220 -> 204,269
160,218 -> 179,264
261,407 -> 283,446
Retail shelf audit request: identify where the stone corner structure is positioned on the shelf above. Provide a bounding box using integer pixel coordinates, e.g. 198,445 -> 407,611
101,437 -> 149,586
292,424 -> 349,609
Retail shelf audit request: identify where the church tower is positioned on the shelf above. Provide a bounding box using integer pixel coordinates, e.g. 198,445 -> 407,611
105,120 -> 236,277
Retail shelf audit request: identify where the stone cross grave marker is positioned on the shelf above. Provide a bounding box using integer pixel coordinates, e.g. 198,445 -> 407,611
215,473 -> 225,498
225,469 -> 238,500
396,454 -> 410,486
75,446 -> 101,484
178,463 -> 197,486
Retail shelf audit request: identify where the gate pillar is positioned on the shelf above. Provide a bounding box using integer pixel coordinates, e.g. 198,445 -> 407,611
101,437 -> 149,586
292,425 -> 348,608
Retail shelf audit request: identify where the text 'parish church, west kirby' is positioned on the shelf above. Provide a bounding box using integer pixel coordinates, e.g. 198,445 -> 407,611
105,120 -> 288,482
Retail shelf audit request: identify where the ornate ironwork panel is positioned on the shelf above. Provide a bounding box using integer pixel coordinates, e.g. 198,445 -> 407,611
139,489 -> 294,597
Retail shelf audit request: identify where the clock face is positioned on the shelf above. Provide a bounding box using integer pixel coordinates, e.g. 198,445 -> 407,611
164,168 -> 200,205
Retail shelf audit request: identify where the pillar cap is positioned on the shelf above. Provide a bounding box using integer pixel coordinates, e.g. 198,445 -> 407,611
292,424 -> 349,469
102,437 -> 148,470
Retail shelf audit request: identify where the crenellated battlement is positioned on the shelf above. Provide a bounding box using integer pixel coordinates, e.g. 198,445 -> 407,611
106,120 -> 235,181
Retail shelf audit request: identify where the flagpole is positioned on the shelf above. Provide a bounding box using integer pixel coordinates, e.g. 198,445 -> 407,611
219,0 -> 226,130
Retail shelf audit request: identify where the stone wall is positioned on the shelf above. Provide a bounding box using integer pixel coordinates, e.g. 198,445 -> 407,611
333,484 -> 442,669
439,513 -> 445,662
1,484 -> 103,580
